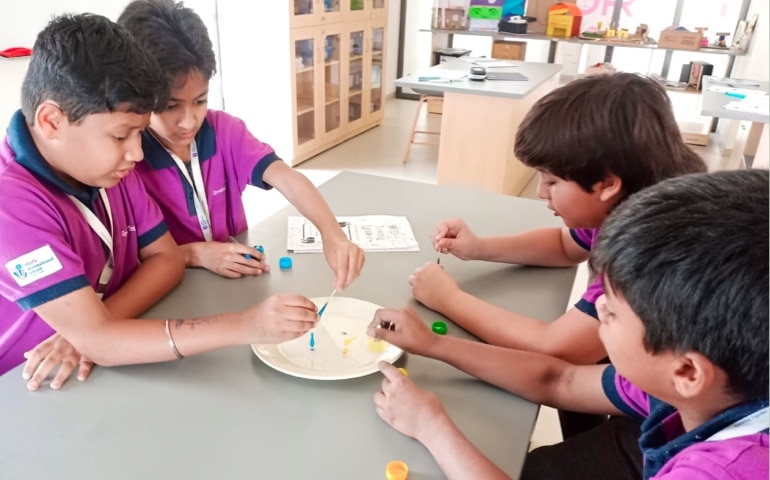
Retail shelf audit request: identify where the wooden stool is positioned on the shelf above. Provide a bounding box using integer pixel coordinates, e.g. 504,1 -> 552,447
403,93 -> 443,163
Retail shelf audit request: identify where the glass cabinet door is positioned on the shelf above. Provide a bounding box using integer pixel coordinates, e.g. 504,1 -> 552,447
371,0 -> 387,17
292,0 -> 342,26
348,29 -> 364,123
369,26 -> 384,115
292,0 -> 315,25
293,36 -> 317,147
323,31 -> 342,134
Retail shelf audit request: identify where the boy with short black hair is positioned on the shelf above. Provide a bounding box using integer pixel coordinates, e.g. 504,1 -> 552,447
371,169 -> 769,479
0,13 -> 319,389
117,0 -> 365,283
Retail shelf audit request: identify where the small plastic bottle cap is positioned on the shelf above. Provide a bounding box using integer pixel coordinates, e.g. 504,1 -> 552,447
279,256 -> 293,269
386,460 -> 409,480
431,321 -> 448,335
255,245 -> 265,253
397,367 -> 409,377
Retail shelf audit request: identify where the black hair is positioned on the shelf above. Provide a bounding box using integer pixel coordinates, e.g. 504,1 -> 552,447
515,73 -> 706,195
118,0 -> 217,87
21,13 -> 167,124
591,169 -> 769,401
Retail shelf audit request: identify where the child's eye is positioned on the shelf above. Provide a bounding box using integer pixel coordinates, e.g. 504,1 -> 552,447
195,99 -> 208,105
113,136 -> 127,141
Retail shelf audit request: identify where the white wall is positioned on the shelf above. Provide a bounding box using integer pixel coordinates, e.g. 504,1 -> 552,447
0,0 -> 223,127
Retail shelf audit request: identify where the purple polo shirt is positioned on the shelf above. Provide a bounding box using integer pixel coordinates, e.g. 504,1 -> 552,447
602,365 -> 769,479
570,228 -> 602,319
0,110 -> 168,376
135,109 -> 280,245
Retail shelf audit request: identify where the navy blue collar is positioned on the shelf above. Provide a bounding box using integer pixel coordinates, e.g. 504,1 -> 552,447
6,109 -> 98,205
140,116 -> 216,170
641,397 -> 769,479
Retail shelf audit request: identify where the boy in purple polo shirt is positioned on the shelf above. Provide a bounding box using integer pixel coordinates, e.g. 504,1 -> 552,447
406,73 -> 707,446
369,169 -> 769,479
1,14 -> 320,389
117,0 -> 365,285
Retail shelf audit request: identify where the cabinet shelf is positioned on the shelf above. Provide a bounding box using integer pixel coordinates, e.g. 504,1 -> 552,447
220,3 -> 386,167
296,98 -> 315,115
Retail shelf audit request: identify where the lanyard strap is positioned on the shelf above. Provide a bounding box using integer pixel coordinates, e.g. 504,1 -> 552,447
169,141 -> 212,242
706,406 -> 769,442
68,189 -> 114,299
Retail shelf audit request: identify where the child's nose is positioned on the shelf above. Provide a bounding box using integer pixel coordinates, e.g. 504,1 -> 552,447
126,138 -> 144,163
178,107 -> 197,130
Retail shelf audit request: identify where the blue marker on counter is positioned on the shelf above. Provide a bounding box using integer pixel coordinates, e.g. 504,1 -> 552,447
309,332 -> 315,351
725,91 -> 747,99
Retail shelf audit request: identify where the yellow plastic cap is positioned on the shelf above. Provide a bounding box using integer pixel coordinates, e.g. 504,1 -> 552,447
386,460 -> 409,480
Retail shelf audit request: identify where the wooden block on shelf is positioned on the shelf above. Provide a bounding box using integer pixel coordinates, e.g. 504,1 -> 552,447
492,40 -> 527,60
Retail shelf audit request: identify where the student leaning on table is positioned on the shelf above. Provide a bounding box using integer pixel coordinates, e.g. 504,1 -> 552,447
0,14 -> 320,390
370,169 -> 770,480
409,71 -> 708,450
117,0 -> 364,284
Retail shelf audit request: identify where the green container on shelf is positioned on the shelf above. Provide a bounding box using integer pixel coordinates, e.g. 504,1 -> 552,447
351,0 -> 363,10
469,6 -> 502,19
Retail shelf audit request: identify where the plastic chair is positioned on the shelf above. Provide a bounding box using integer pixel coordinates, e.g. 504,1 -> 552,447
403,89 -> 444,163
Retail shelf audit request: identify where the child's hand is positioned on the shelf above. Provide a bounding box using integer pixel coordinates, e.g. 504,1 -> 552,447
433,219 -> 482,260
186,241 -> 270,278
22,333 -> 94,390
410,262 -> 461,312
367,306 -> 436,356
244,294 -> 319,344
374,361 -> 447,442
322,236 -> 365,290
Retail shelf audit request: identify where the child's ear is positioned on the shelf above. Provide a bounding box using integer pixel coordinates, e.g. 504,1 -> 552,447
35,102 -> 65,140
597,174 -> 623,202
671,351 -> 715,399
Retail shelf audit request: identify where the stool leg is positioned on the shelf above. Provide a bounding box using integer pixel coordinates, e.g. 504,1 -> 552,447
403,95 -> 428,164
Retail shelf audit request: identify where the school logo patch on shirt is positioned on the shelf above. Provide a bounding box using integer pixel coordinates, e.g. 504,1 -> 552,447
5,245 -> 63,287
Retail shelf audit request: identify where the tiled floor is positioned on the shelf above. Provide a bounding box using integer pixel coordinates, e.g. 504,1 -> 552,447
241,95 -> 729,451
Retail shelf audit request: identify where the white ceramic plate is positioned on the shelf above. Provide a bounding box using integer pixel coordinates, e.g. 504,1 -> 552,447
252,297 -> 403,380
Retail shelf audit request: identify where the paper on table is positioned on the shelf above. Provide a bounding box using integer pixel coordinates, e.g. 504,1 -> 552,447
473,59 -> 518,68
417,69 -> 468,81
724,96 -> 769,117
287,216 -> 420,253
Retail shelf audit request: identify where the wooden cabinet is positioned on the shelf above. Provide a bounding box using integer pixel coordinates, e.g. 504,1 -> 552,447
218,1 -> 387,166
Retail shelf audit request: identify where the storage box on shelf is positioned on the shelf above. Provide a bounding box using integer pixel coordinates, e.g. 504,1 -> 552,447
657,29 -> 703,51
218,1 -> 387,166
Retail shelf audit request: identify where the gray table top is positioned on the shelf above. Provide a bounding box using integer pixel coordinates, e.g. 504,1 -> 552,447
395,57 -> 562,99
0,172 -> 576,480
700,76 -> 770,124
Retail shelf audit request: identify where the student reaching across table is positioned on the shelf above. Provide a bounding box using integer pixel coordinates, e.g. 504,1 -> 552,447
117,0 -> 364,286
0,14 -> 320,390
371,169 -> 769,480
409,72 -> 708,448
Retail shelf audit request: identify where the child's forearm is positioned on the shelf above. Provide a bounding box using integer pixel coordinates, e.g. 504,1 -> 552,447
103,250 -> 185,318
438,292 -> 605,363
420,411 -> 511,480
422,335 -> 568,406
480,228 -> 586,266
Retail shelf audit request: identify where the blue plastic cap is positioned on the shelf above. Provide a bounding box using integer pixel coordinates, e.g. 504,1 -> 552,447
279,256 -> 293,269
255,245 -> 265,253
